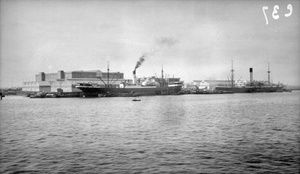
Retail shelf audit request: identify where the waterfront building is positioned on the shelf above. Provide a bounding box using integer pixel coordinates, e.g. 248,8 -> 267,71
22,70 -> 127,92
185,81 -> 199,90
190,80 -> 248,90
185,80 -> 229,91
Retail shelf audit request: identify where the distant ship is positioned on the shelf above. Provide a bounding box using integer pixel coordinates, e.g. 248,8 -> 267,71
215,63 -> 283,93
76,66 -> 183,97
216,83 -> 283,93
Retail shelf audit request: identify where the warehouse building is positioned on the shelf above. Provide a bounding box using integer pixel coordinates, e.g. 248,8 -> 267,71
186,80 -> 247,90
22,70 -> 126,92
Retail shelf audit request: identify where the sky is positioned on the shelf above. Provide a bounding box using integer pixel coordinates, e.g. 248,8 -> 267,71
0,0 -> 299,88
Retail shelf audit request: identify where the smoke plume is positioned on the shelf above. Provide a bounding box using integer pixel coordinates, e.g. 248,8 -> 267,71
134,55 -> 146,70
133,37 -> 178,71
155,37 -> 178,47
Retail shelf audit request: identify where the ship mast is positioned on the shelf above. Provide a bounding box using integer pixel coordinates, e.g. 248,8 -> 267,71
161,65 -> 164,87
267,62 -> 271,86
231,60 -> 234,89
107,61 -> 109,88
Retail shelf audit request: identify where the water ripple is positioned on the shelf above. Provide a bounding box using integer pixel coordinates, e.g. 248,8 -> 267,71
1,93 -> 300,173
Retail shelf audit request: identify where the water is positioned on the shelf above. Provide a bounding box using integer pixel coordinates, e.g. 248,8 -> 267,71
1,92 -> 299,173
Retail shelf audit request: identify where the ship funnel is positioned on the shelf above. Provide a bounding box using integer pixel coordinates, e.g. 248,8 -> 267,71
249,68 -> 253,82
133,70 -> 136,85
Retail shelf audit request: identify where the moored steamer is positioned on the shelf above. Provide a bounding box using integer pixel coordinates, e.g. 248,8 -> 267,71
215,63 -> 283,93
76,63 -> 183,97
76,82 -> 183,97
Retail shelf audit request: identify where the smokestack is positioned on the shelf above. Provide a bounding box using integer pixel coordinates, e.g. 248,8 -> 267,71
58,70 -> 65,80
133,70 -> 136,85
249,68 -> 253,82
39,72 -> 45,81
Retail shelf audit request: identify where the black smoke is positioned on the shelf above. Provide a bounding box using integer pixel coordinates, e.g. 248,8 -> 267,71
134,55 -> 146,70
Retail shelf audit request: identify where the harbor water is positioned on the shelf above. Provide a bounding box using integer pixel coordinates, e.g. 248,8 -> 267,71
1,92 -> 299,173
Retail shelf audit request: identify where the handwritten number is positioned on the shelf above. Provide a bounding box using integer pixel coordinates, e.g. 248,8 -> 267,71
272,5 -> 279,20
262,6 -> 269,25
263,4 -> 293,24
285,4 -> 292,17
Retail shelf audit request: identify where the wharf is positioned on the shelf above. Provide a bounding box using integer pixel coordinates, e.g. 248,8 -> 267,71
22,91 -> 82,98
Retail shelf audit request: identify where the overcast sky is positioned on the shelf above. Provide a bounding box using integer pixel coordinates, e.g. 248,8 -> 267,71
1,0 -> 299,88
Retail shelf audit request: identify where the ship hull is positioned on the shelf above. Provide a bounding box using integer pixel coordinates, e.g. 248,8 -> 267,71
76,85 -> 182,97
216,86 -> 283,93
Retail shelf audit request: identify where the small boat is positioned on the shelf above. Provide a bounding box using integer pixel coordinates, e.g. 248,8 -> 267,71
132,98 -> 141,101
29,92 -> 46,98
0,91 -> 4,100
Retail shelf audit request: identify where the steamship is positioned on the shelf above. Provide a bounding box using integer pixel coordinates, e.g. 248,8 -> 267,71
216,64 -> 283,93
76,69 -> 183,97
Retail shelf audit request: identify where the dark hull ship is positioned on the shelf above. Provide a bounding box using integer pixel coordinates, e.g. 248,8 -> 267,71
216,64 -> 283,93
76,83 -> 183,97
76,63 -> 183,97
216,85 -> 283,93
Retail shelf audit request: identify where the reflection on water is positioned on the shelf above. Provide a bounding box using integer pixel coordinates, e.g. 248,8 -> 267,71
1,92 -> 299,173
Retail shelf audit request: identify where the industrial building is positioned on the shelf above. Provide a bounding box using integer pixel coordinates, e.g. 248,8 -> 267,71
186,79 -> 247,91
22,70 -> 126,92
22,70 -> 181,93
